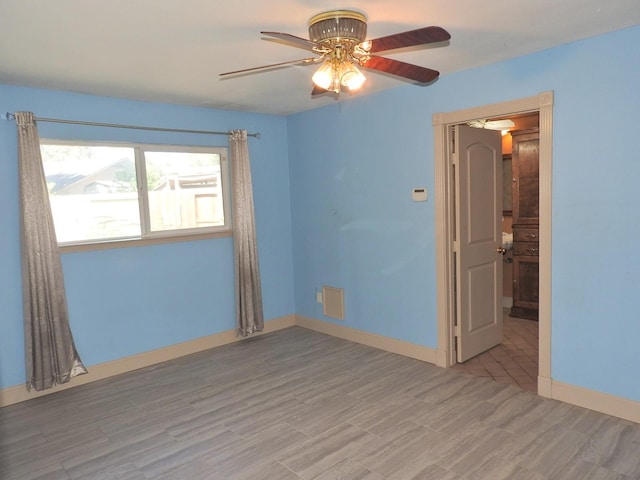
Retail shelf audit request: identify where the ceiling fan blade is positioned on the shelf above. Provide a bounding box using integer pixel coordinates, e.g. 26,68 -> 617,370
220,57 -> 319,77
311,85 -> 330,96
361,56 -> 440,84
367,26 -> 451,53
261,31 -> 319,51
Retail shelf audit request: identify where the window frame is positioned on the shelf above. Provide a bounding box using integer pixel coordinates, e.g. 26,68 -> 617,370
40,139 -> 232,251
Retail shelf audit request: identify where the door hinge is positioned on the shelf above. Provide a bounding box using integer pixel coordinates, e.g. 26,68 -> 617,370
454,325 -> 461,337
453,331 -> 460,356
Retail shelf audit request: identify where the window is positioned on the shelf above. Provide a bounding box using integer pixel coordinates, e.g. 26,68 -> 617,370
40,141 -> 230,245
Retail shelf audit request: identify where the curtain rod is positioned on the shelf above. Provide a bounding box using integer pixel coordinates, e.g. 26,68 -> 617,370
3,112 -> 260,139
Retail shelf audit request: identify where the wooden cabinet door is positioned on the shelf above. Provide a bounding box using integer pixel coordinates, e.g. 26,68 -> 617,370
512,254 -> 539,319
512,130 -> 539,225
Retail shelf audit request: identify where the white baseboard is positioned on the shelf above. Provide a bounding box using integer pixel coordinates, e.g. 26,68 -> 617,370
3,314 -> 640,426
502,296 -> 513,308
295,315 -> 437,364
0,315 -> 295,408
550,380 -> 640,424
436,348 -> 450,368
537,375 -> 553,398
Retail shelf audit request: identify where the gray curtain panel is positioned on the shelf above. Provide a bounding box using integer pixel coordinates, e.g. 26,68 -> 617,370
16,112 -> 87,391
229,130 -> 264,336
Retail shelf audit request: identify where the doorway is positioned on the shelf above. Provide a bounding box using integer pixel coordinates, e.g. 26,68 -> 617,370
432,92 -> 554,397
452,113 -> 540,391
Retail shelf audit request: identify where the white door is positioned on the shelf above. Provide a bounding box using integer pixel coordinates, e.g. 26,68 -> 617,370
454,125 -> 503,362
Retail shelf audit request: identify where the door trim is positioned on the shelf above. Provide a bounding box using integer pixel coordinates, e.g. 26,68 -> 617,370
433,91 -> 553,397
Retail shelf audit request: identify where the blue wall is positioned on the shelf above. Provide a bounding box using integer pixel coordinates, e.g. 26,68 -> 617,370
0,87 -> 294,389
288,25 -> 640,402
2,25 -> 640,405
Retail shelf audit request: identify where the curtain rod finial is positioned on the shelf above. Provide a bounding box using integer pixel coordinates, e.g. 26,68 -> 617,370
2,112 -> 15,121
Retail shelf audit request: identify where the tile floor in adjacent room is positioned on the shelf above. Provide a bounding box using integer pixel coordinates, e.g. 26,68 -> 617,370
451,310 -> 539,392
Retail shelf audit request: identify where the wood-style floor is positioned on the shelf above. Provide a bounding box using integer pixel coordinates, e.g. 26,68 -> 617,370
1,326 -> 639,479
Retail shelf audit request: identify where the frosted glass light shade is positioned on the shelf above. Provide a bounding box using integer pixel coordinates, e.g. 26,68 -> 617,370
311,60 -> 336,90
340,62 -> 366,91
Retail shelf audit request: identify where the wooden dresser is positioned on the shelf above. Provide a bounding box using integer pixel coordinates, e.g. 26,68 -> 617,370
510,128 -> 539,320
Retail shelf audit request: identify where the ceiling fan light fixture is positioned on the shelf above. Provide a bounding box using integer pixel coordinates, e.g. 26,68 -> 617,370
312,58 -> 367,93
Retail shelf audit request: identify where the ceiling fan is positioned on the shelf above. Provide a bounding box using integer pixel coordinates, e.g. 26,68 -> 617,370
219,9 -> 451,96
467,119 -> 516,130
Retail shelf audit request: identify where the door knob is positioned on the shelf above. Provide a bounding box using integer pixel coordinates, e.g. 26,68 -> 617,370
497,247 -> 507,255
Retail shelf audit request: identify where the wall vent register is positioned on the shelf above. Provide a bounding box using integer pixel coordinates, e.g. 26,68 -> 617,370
322,286 -> 345,320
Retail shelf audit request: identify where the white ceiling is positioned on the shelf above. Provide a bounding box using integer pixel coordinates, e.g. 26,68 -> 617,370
1,1 -> 638,116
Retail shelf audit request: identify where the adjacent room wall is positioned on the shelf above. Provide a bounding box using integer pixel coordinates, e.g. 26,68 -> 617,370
288,25 -> 640,403
0,86 -> 294,390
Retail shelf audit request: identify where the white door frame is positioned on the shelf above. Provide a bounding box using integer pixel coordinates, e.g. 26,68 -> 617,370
432,91 -> 554,397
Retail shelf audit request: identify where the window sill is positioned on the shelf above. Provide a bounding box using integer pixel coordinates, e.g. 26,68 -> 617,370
59,230 -> 232,254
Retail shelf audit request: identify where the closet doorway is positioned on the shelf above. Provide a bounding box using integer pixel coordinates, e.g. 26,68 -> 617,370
432,92 -> 554,397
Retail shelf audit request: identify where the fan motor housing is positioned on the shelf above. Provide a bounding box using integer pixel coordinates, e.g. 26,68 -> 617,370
308,10 -> 367,45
